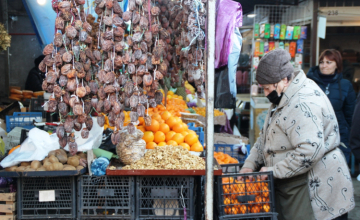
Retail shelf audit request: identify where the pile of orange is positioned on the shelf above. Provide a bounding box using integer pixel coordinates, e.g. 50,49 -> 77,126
165,91 -> 190,117
222,177 -> 270,215
214,152 -> 239,165
139,110 -> 203,152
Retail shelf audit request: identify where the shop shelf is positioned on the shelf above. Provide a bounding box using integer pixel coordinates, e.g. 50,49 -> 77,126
135,176 -> 196,220
5,112 -> 42,133
215,171 -> 277,220
17,176 -> 76,219
77,175 -> 135,219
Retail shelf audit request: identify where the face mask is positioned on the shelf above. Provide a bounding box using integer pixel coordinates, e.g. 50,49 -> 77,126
266,90 -> 283,105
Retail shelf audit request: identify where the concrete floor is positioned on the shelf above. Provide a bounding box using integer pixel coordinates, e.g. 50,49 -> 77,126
349,178 -> 360,220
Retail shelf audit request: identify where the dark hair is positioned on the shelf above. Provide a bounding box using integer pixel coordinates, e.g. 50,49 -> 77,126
34,55 -> 45,67
319,49 -> 343,73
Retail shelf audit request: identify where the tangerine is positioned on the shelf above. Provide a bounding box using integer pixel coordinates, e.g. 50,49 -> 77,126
165,131 -> 176,142
146,142 -> 157,149
190,142 -> 203,152
158,142 -> 167,146
154,131 -> 166,143
167,140 -> 178,146
180,143 -> 190,150
172,133 -> 185,144
143,131 -> 155,143
159,123 -> 170,134
145,119 -> 160,132
185,133 -> 198,146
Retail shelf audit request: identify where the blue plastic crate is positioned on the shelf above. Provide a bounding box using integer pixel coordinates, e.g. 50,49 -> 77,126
6,112 -> 42,132
187,123 -> 204,146
214,144 -> 250,164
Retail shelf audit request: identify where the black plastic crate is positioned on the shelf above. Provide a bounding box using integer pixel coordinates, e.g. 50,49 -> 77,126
17,176 -> 76,219
77,175 -> 135,219
215,171 -> 277,220
136,176 -> 196,220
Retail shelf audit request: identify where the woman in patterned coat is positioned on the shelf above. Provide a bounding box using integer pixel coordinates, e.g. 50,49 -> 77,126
241,49 -> 354,220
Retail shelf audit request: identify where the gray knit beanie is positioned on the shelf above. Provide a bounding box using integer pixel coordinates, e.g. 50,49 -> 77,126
256,49 -> 294,85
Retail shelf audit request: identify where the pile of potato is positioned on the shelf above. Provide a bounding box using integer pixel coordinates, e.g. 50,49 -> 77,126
5,149 -> 87,172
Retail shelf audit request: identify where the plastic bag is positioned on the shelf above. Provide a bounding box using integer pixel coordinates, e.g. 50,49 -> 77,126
90,157 -> 110,176
214,66 -> 236,108
116,129 -> 145,165
0,128 -> 59,168
227,28 -> 242,98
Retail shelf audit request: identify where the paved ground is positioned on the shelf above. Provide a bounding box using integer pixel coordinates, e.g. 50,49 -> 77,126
349,178 -> 360,220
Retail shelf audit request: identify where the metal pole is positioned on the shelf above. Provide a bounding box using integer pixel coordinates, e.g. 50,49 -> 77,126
1,0 -> 10,98
205,0 -> 215,218
310,0 -> 318,67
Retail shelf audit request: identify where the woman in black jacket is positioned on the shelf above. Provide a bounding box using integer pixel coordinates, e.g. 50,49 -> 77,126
307,49 -> 356,164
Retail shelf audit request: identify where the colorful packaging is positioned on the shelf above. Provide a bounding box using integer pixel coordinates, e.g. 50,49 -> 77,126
289,42 -> 296,58
260,24 -> 265,38
264,24 -> 270,39
254,23 -> 260,38
284,42 -> 290,52
275,41 -> 280,49
280,24 -> 287,40
269,41 -> 275,51
259,40 -> 264,56
264,41 -> 269,53
253,57 -> 260,69
254,40 -> 260,56
295,54 -> 303,66
279,41 -> 284,49
270,25 -> 275,38
274,24 -> 281,39
300,26 -> 307,39
293,26 -> 301,40
297,39 -> 304,53
285,26 -> 294,40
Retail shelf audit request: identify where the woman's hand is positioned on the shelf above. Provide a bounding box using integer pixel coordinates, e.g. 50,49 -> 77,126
237,167 -> 254,181
259,167 -> 268,181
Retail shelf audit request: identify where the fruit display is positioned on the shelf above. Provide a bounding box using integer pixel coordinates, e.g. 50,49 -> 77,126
122,145 -> 205,170
4,149 -> 87,172
214,152 -> 239,164
192,107 -> 224,117
221,177 -> 271,215
39,0 -> 206,155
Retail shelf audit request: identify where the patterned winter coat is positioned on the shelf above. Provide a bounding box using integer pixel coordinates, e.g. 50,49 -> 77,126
243,70 -> 355,220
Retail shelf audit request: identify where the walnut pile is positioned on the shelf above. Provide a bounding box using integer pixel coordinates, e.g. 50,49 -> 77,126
122,146 -> 205,170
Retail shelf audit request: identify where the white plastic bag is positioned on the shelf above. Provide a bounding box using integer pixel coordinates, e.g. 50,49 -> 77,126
64,117 -> 103,152
0,128 -> 60,168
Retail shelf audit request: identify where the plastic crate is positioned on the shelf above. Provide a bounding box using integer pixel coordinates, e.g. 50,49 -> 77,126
5,112 -> 42,132
214,144 -> 250,164
136,176 -> 196,219
77,175 -> 135,219
17,176 -> 76,219
187,123 -> 204,146
215,171 -> 277,220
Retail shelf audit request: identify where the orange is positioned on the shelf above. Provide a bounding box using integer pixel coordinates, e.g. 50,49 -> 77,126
138,117 -> 144,126
172,123 -> 185,133
180,143 -> 190,150
159,123 -> 170,134
190,142 -> 203,152
175,117 -> 182,124
158,142 -> 167,146
165,131 -> 176,142
151,113 -> 162,121
185,133 -> 198,146
181,131 -> 189,137
154,131 -> 166,143
182,123 -> 188,130
143,131 -> 155,143
188,130 -> 197,136
167,140 -> 178,146
138,126 -> 146,132
262,203 -> 270,212
161,111 -> 172,121
166,116 -> 177,129
146,142 -> 157,149
172,133 -> 185,144
145,119 -> 160,132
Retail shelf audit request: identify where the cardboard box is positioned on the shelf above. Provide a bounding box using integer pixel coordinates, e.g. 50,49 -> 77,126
214,133 -> 249,145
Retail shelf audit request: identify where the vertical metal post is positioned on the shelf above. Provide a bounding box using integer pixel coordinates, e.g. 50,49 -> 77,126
310,0 -> 318,67
205,0 -> 215,218
1,0 -> 10,97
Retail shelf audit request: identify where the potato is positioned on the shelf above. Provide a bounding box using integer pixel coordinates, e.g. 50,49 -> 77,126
76,165 -> 84,171
63,166 -> 76,170
36,167 -> 46,171
24,168 -> 35,171
43,157 -> 50,164
21,162 -> 31,166
67,156 -> 80,167
5,166 -> 18,172
31,160 -> 42,170
55,149 -> 68,164
77,152 -> 87,159
46,164 -> 54,171
26,165 -> 31,168
53,162 -> 64,171
49,155 -> 59,163
16,166 -> 26,172
48,150 -> 57,157
43,161 -> 52,169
